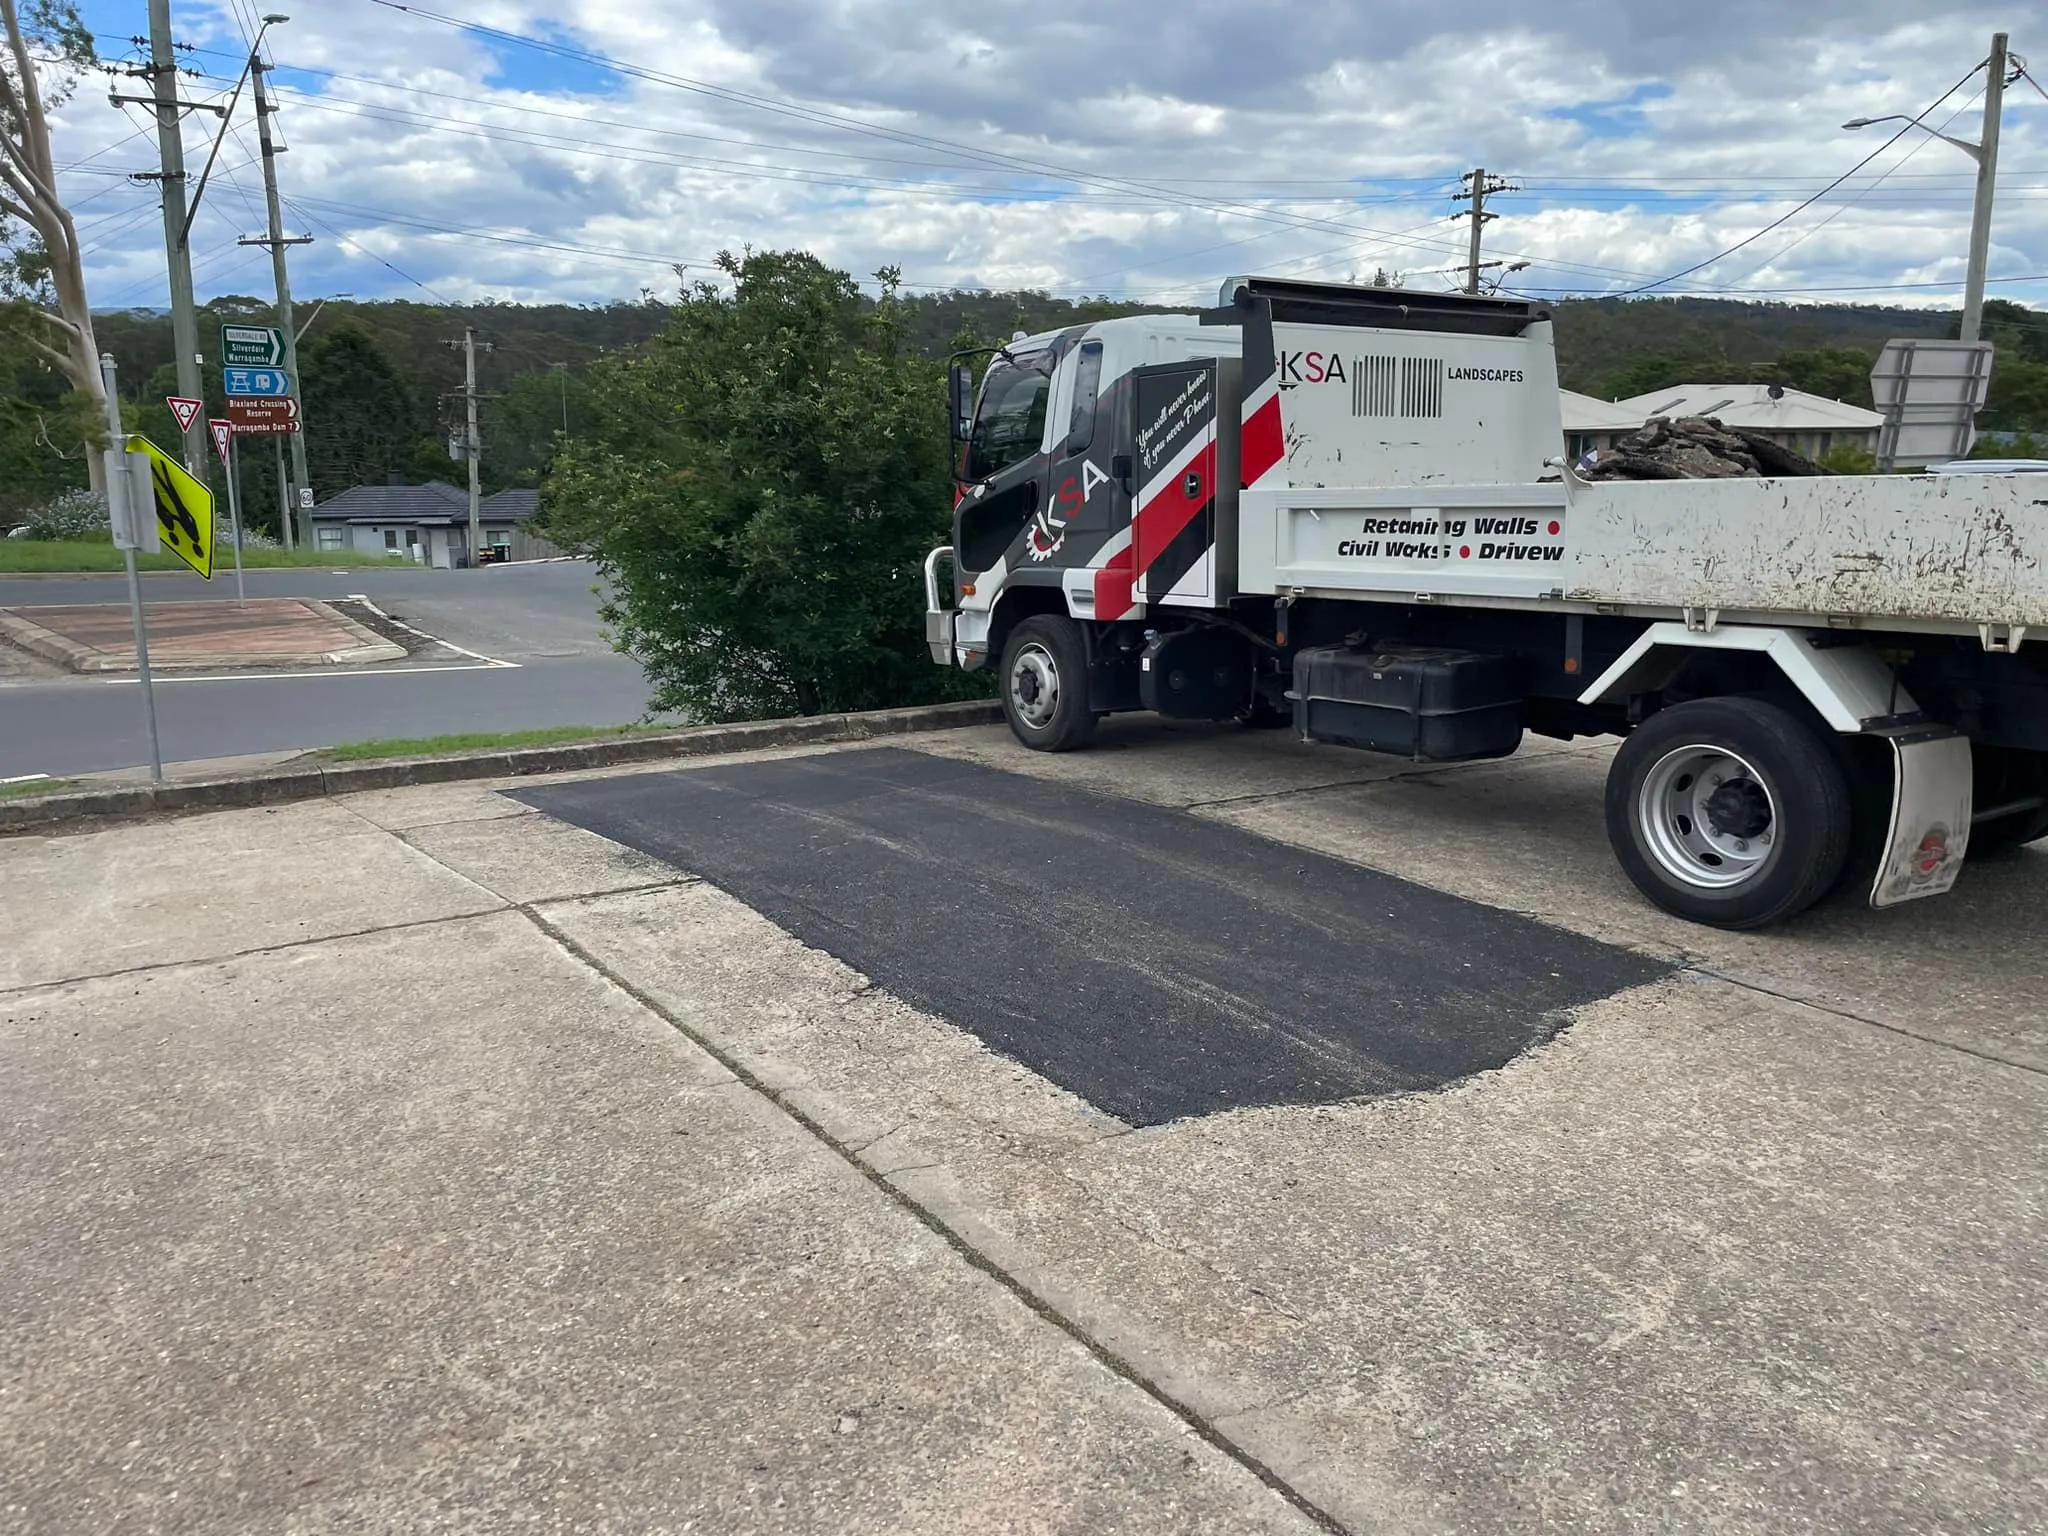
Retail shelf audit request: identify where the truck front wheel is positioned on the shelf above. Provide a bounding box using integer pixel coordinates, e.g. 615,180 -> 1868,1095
1000,615 -> 1097,752
1605,697 -> 1850,929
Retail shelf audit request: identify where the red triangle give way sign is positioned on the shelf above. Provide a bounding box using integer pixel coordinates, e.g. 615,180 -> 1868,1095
167,396 -> 203,433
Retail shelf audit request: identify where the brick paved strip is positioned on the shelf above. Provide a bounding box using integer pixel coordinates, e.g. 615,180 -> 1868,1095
0,700 -> 1004,833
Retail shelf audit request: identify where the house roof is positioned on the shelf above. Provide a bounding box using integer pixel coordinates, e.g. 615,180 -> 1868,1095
484,488 -> 539,519
312,482 -> 544,522
1611,383 -> 1884,432
1559,390 -> 1645,433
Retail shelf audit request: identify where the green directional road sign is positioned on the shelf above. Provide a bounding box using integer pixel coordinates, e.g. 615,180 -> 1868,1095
220,323 -> 287,369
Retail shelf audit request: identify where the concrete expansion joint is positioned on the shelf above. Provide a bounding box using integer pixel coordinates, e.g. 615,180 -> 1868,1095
1676,961 -> 2047,1078
516,902 -> 1352,1535
0,906 -> 510,1001
1179,776 -> 1398,812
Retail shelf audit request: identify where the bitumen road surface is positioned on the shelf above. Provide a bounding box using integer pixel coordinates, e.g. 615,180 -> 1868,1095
0,561 -> 665,777
517,748 -> 1667,1123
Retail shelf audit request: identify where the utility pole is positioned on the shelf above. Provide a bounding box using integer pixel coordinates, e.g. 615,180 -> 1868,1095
1453,168 -> 1518,295
137,0 -> 208,480
241,41 -> 315,545
447,327 -> 492,565
1960,31 -> 2008,344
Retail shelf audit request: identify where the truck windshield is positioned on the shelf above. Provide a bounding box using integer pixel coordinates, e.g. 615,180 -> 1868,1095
965,356 -> 1051,482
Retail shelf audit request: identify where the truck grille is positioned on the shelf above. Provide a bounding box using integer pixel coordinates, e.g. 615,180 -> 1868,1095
1353,355 -> 1444,419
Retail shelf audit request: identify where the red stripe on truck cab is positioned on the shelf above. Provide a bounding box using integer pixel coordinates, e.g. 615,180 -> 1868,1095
1241,392 -> 1283,488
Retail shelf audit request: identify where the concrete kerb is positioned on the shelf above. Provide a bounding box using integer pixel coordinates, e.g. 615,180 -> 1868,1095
0,699 -> 1004,832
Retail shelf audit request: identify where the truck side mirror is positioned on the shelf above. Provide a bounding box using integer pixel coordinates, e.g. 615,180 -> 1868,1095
948,365 -> 974,444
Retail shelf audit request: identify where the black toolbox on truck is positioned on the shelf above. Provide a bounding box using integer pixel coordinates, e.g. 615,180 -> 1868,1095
1292,643 -> 1523,761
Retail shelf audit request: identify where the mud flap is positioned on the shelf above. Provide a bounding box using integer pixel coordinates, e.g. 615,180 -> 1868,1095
1869,724 -> 1972,908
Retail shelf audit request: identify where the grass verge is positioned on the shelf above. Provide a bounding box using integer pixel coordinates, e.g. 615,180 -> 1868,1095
0,542 -> 407,574
318,723 -> 669,762
0,777 -> 74,798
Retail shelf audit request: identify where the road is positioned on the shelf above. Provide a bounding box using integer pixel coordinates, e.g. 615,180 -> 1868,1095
0,561 -> 668,777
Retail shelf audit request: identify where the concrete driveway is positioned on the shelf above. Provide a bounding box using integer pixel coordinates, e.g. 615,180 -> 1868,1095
3,719 -> 2042,1533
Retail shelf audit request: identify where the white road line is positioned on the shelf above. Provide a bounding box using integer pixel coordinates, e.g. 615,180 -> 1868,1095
343,593 -> 520,668
1,772 -> 52,785
105,663 -> 516,685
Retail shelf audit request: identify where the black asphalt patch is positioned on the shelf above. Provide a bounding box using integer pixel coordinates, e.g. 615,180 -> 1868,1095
514,748 -> 1669,1126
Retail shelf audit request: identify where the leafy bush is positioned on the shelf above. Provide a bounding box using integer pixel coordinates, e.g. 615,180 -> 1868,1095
539,250 -> 987,721
19,488 -> 108,540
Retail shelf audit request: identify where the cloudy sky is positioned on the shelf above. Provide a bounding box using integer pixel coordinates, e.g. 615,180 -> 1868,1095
46,0 -> 2047,313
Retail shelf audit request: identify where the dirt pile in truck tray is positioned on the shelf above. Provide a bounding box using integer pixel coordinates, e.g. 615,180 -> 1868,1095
1582,416 -> 1828,481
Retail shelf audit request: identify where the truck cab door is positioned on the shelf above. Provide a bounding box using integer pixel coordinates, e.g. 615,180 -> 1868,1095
956,352 -> 1054,580
1130,360 -> 1221,606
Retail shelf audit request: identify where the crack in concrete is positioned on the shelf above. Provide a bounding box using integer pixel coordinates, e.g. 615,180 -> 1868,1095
847,1118 -> 914,1155
1049,1166 -> 1309,1326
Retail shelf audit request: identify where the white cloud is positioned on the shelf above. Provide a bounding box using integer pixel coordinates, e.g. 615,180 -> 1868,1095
44,0 -> 2044,313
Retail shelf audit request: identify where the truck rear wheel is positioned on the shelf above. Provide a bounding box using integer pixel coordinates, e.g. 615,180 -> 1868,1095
1605,697 -> 1850,929
1000,616 -> 1096,752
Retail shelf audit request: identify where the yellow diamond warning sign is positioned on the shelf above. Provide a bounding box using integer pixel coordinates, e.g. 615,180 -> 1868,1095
125,434 -> 214,579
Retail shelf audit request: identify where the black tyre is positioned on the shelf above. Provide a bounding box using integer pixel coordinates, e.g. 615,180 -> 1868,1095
1605,697 -> 1850,929
1967,745 -> 2048,857
1000,615 -> 1097,752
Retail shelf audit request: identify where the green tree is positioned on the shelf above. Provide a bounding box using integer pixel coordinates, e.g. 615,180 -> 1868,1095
539,249 -> 979,721
300,323 -> 431,496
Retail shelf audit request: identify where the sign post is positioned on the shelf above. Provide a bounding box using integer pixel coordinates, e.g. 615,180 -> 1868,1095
103,354 -> 163,785
211,418 -> 245,605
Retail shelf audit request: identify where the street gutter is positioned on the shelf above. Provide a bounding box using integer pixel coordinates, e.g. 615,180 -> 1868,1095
0,699 -> 1003,833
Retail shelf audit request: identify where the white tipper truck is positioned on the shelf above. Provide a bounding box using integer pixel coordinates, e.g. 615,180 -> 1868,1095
922,275 -> 2048,930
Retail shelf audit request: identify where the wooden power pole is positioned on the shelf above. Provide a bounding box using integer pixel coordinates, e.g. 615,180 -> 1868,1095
1454,168 -> 1518,294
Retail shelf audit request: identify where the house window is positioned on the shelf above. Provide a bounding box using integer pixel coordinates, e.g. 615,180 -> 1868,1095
384,529 -> 398,550
316,527 -> 345,551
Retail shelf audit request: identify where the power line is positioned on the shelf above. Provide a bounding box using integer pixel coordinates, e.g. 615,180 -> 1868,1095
280,194 -> 455,301
1507,271 -> 2048,299
1606,59 -> 1987,296
1716,89 -> 1985,286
